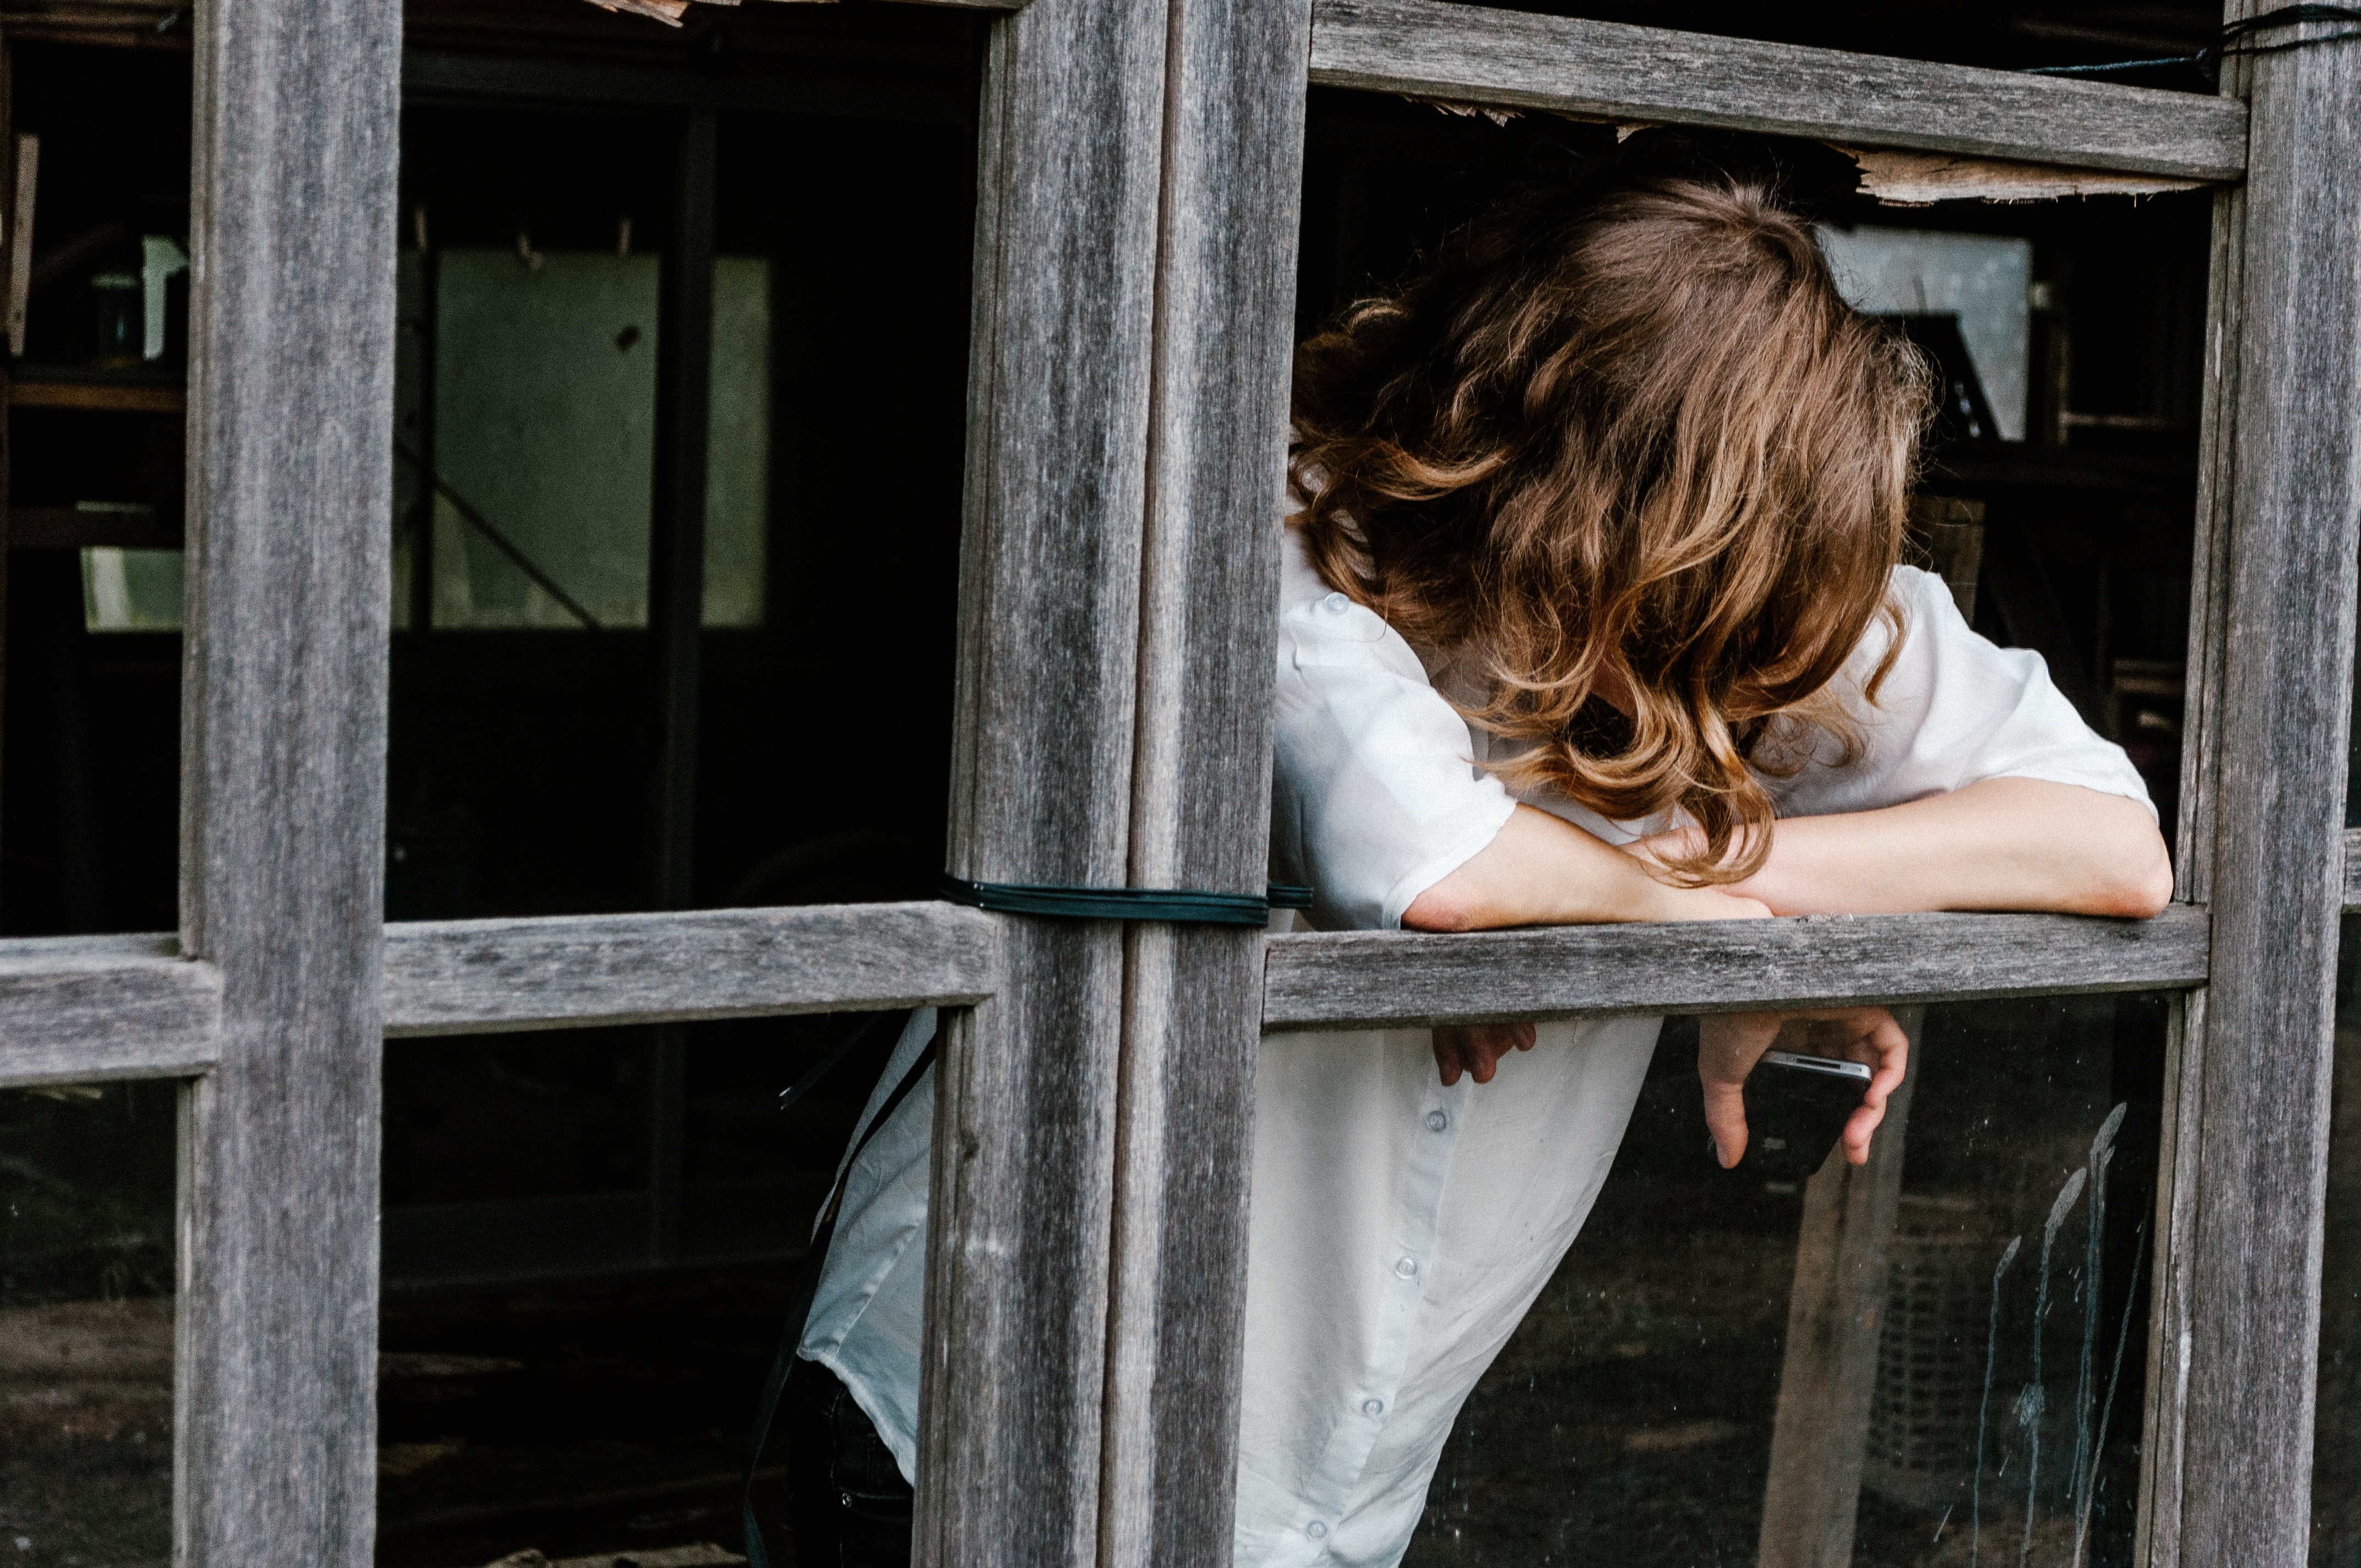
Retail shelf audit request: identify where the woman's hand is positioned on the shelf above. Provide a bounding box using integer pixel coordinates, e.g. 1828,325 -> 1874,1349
1432,1021 -> 1535,1086
1697,1007 -> 1909,1169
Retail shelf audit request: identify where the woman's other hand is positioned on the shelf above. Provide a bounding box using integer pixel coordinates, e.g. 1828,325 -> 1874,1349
1697,1006 -> 1909,1170
1432,1021 -> 1536,1086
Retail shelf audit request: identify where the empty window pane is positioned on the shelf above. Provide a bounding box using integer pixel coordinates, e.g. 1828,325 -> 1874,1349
0,1081 -> 177,1568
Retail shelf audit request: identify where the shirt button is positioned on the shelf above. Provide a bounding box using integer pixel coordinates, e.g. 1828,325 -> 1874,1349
1320,592 -> 1350,615
1394,1256 -> 1418,1280
1424,1109 -> 1448,1133
1307,1521 -> 1329,1539
1362,1397 -> 1385,1417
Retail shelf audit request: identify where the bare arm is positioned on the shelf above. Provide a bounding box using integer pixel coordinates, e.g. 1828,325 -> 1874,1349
1402,803 -> 1770,932
1641,777 -> 2173,919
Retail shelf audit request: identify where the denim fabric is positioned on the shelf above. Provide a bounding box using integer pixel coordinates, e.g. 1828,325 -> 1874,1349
785,1354 -> 913,1568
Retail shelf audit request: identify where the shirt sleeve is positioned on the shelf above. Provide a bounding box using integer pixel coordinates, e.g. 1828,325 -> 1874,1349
1767,565 -> 2157,821
1270,590 -> 1518,932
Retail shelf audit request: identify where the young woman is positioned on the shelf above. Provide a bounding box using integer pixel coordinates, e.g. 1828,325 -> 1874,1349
782,170 -> 2172,1568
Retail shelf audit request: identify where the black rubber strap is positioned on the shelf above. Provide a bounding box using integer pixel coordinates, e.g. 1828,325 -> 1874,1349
743,1022 -> 939,1568
942,874 -> 1314,927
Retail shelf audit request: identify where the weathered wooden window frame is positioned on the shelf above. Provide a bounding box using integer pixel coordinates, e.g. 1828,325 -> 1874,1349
0,0 -> 2351,1564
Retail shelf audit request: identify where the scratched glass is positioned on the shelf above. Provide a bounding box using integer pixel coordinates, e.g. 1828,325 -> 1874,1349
2310,919 -> 2361,1566
0,1080 -> 177,1568
1380,992 -> 2168,1568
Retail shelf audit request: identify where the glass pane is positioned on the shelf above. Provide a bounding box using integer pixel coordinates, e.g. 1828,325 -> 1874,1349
377,1011 -> 893,1566
1,42 -> 192,938
1238,995 -> 2167,1567
2314,918 -> 2361,1564
0,1080 -> 177,1568
387,99 -> 969,920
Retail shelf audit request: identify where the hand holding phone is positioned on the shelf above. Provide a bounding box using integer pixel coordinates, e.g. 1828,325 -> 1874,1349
1698,1008 -> 1909,1172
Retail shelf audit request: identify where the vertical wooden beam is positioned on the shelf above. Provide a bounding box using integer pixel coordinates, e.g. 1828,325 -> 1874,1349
916,1 -> 1170,1563
1756,1011 -> 1922,1568
2170,7 -> 2361,1564
646,110 -> 718,1264
175,0 -> 400,1565
1097,1 -> 1308,1564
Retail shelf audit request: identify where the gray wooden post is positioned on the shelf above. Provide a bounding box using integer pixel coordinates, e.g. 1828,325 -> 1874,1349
2161,7 -> 2361,1563
174,0 -> 400,1562
1098,0 -> 1309,1561
915,0 -> 1171,1561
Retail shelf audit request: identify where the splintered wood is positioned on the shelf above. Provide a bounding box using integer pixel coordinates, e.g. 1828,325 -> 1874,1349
1838,145 -> 2206,207
581,0 -> 817,24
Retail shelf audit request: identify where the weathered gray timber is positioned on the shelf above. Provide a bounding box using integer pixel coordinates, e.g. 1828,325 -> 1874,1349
1757,1011 -> 1923,1568
1308,0 -> 2249,181
2341,826 -> 2361,911
2137,994 -> 2203,1564
2169,6 -> 2361,1562
174,0 -> 399,1564
915,0 -> 1167,1561
1094,0 -> 1309,1560
0,935 -> 222,1087
382,902 -> 1000,1035
1261,906 -> 2211,1031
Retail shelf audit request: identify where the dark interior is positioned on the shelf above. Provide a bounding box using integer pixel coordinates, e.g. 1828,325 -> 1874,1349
2,4 -> 2348,1567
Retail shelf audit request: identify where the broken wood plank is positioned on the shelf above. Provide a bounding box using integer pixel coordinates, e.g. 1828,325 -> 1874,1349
1308,0 -> 2249,182
1260,906 -> 2211,1032
381,902 -> 1002,1036
0,934 -> 222,1087
1757,1009 -> 1923,1568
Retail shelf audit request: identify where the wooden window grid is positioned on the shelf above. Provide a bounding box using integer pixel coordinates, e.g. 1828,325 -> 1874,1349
0,0 -> 2352,1564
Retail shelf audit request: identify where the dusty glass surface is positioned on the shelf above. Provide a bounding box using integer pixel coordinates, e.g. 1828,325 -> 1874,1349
2311,919 -> 2361,1567
0,1081 -> 177,1568
1350,994 -> 2170,1567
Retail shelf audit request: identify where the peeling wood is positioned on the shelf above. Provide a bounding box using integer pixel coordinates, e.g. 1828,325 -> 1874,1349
1840,145 -> 2208,206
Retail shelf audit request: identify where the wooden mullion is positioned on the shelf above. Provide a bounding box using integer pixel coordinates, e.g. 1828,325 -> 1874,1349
916,0 -> 1171,1561
0,935 -> 222,1086
174,0 -> 400,1563
1095,0 -> 1309,1560
382,902 -> 1001,1034
2165,6 -> 2361,1562
1263,906 -> 2211,1031
1307,0 -> 2248,183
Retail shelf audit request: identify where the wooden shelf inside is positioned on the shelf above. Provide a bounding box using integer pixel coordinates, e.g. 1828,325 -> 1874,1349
8,505 -> 182,549
8,375 -> 186,413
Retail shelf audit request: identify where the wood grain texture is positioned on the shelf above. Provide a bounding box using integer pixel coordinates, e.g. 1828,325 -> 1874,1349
2136,992 -> 2202,1566
0,935 -> 222,1087
173,0 -> 400,1563
916,0 -> 1169,1562
2341,826 -> 2361,913
1307,0 -> 2249,181
1096,0 -> 1309,1558
382,902 -> 1000,1035
1262,906 -> 2211,1031
1758,1009 -> 1922,1568
2173,6 -> 2361,1562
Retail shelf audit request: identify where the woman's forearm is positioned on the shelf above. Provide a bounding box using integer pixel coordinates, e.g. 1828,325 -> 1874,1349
1403,804 -> 1769,930
1686,777 -> 2173,918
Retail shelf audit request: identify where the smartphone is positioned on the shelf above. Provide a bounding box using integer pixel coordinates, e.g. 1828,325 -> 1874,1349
1731,1050 -> 1873,1182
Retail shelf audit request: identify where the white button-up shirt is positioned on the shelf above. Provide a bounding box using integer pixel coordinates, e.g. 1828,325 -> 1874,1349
802,526 -> 2153,1568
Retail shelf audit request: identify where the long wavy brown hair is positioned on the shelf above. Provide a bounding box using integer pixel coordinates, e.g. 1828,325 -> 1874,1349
1290,173 -> 1930,884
